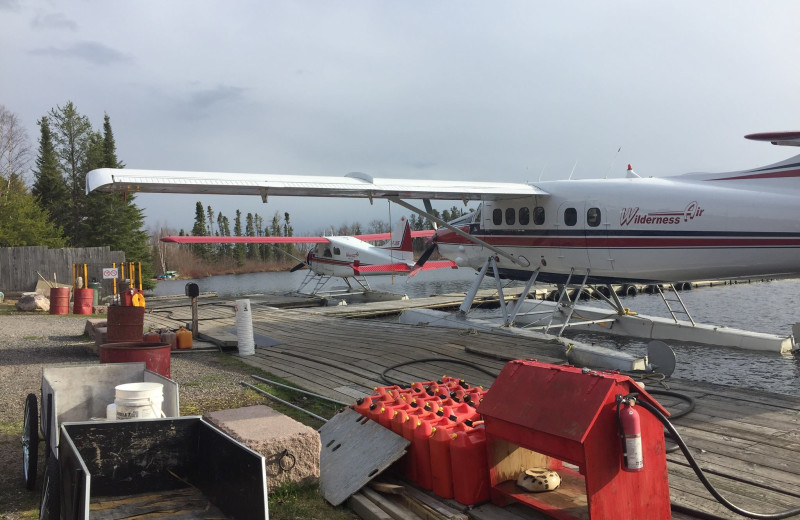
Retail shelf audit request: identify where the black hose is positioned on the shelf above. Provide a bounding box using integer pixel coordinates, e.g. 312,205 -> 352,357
380,358 -> 499,387
634,396 -> 800,519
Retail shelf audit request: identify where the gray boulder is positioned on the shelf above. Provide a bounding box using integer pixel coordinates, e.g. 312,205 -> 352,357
16,292 -> 50,312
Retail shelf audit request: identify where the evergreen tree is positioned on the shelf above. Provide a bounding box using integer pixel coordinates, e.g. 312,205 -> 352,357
31,117 -> 69,222
233,209 -> 245,266
245,212 -> 257,260
216,212 -> 230,259
48,102 -> 93,244
191,201 -> 209,260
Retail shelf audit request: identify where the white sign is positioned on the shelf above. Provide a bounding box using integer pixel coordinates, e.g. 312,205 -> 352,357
102,268 -> 119,279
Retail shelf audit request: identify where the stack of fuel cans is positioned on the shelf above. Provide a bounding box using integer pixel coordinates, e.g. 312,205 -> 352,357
353,376 -> 490,505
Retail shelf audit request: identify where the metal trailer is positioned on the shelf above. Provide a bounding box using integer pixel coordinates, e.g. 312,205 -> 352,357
21,362 -> 180,519
57,417 -> 268,519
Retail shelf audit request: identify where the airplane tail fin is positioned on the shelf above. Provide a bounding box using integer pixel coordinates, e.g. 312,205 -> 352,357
380,217 -> 414,262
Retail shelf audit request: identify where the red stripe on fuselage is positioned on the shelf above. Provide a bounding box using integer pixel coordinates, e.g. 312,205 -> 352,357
436,235 -> 800,248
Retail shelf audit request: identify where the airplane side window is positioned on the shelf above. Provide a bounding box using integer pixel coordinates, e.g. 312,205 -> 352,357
492,208 -> 502,225
519,207 -> 530,226
534,206 -> 545,225
324,247 -> 333,258
587,207 -> 601,227
333,247 -> 341,255
505,208 -> 516,226
564,207 -> 577,226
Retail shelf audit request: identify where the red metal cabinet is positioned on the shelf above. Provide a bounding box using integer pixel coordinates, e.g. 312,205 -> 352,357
477,360 -> 671,520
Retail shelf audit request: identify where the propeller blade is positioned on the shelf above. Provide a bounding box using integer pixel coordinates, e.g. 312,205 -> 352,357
290,262 -> 307,273
409,242 -> 437,277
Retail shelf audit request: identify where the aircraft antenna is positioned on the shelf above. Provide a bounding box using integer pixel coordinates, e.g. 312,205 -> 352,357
538,164 -> 546,182
568,160 -> 579,180
604,147 -> 622,179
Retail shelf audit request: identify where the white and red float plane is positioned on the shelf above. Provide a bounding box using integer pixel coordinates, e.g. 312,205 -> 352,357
87,131 -> 800,351
161,217 -> 457,295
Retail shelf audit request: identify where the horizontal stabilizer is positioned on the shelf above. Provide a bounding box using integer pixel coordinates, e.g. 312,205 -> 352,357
745,131 -> 800,147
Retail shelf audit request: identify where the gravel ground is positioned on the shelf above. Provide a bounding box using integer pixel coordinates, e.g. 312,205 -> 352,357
0,312 -> 268,519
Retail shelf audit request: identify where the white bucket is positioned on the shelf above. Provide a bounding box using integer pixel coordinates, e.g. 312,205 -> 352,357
114,382 -> 164,420
235,298 -> 255,356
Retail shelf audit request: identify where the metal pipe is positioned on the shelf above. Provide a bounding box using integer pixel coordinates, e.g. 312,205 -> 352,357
240,382 -> 329,423
251,375 -> 351,406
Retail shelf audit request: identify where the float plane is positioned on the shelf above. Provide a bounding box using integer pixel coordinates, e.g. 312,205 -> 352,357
87,131 -> 800,352
161,217 -> 457,295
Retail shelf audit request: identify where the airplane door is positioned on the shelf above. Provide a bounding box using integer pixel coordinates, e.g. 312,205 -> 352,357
585,201 -> 613,274
556,201 -> 591,270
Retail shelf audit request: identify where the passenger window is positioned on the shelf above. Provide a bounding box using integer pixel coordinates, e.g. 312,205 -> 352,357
493,208 -> 502,225
564,208 -> 577,226
519,207 -> 530,226
333,247 -> 341,255
533,207 -> 545,225
324,248 -> 333,258
505,208 -> 516,226
587,208 -> 601,227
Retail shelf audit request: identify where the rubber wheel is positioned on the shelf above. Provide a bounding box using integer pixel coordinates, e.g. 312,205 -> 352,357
23,393 -> 39,490
39,455 -> 60,520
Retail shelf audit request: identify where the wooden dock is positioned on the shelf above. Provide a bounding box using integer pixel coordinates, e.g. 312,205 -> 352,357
143,294 -> 800,520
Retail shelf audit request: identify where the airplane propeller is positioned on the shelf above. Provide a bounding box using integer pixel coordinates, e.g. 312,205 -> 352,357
409,238 -> 438,277
290,262 -> 307,273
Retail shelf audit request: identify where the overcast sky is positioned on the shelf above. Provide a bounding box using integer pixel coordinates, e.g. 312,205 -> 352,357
2,0 -> 799,235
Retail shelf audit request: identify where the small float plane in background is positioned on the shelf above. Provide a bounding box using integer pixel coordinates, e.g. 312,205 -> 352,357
88,131 -> 800,351
161,217 -> 457,295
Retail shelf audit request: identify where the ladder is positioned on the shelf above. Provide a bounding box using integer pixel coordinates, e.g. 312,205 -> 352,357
656,284 -> 695,325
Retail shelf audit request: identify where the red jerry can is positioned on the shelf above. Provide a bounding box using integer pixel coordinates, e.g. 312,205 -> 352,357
402,409 -> 435,483
478,360 -> 672,520
430,422 -> 470,499
413,416 -> 445,490
451,427 -> 490,505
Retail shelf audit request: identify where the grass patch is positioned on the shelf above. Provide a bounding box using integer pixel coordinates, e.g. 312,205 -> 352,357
0,421 -> 22,436
269,482 -> 357,520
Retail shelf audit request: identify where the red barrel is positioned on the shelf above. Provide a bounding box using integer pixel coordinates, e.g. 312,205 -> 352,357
106,305 -> 145,343
49,287 -> 70,315
450,427 -> 490,505
72,288 -> 93,315
99,341 -> 171,378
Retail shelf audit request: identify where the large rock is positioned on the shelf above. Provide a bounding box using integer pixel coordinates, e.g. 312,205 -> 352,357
204,405 -> 321,489
16,292 -> 50,312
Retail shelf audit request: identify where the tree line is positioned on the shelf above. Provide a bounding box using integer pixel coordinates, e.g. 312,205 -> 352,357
0,102 -> 154,288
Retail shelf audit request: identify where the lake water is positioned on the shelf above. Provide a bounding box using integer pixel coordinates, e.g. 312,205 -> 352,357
150,270 -> 800,396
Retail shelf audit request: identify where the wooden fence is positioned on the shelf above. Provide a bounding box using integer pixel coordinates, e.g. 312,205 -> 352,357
0,246 -> 126,295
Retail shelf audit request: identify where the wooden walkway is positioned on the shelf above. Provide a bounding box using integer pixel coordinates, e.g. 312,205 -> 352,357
143,296 -> 800,520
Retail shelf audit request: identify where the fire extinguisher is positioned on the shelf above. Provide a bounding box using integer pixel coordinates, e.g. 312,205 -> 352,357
617,394 -> 644,472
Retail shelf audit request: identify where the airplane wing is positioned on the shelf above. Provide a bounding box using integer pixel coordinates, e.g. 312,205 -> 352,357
352,259 -> 457,275
161,235 -> 329,244
86,169 -> 548,200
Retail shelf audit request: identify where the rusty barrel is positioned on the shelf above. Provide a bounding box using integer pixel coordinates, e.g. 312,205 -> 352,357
72,288 -> 94,315
106,305 -> 145,343
49,287 -> 70,315
99,342 -> 171,378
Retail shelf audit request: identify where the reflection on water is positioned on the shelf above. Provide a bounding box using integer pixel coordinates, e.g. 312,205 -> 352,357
150,272 -> 800,396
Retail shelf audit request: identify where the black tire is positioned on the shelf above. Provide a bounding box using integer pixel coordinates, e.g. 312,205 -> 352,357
39,455 -> 60,520
23,393 -> 39,490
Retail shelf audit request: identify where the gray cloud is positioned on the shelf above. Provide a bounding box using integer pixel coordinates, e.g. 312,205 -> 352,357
31,11 -> 77,31
29,41 -> 131,65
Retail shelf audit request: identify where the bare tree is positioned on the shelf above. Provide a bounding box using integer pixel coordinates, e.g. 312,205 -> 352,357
0,104 -> 32,188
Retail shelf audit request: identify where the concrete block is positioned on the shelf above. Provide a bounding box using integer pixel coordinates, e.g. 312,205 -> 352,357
204,404 -> 320,489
